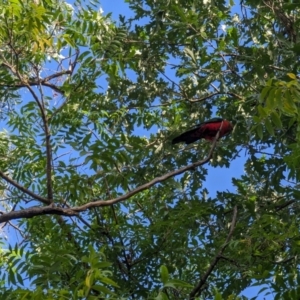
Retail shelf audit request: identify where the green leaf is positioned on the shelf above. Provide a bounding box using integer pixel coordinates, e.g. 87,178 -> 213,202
99,276 -> 119,288
154,292 -> 169,300
287,73 -> 296,80
270,112 -> 282,128
160,265 -> 169,284
214,289 -> 223,300
282,90 -> 298,116
260,86 -> 271,102
256,123 -> 263,139
257,105 -> 267,118
184,48 -> 197,64
164,279 -> 193,288
274,88 -> 283,108
91,284 -> 115,295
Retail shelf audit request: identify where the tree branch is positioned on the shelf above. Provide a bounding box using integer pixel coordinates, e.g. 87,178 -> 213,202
25,83 -> 53,202
189,205 -> 238,299
42,70 -> 72,82
72,133 -> 220,212
0,170 -> 50,204
0,65 -> 72,95
0,205 -> 78,223
0,81 -> 64,95
275,199 -> 296,212
0,127 -> 224,223
189,91 -> 243,102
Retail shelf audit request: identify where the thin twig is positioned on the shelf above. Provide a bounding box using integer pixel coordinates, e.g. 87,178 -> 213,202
36,72 -> 54,203
189,205 -> 238,299
275,200 -> 296,212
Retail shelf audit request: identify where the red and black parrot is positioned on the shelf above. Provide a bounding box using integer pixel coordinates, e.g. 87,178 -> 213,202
172,118 -> 233,145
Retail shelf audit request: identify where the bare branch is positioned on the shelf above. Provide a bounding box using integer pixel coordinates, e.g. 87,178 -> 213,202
24,83 -> 53,202
275,200 -> 296,212
37,71 -> 55,203
0,64 -> 72,95
43,70 -> 71,82
0,81 -> 64,95
72,136 -> 220,212
0,205 -> 78,223
69,48 -> 80,74
189,91 -> 243,102
189,92 -> 219,102
189,205 -> 238,299
0,170 -> 50,204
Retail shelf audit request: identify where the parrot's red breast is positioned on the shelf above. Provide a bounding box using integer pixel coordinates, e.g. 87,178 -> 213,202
172,118 -> 233,145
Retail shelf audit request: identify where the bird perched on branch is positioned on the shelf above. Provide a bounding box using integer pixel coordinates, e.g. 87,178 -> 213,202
172,118 -> 233,145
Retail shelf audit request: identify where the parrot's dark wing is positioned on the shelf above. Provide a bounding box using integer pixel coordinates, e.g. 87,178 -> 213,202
172,126 -> 204,144
172,118 -> 233,145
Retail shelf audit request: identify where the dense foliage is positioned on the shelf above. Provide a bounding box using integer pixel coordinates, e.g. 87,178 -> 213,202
0,0 -> 300,299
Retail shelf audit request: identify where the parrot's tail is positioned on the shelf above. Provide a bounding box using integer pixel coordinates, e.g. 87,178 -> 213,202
172,127 -> 201,145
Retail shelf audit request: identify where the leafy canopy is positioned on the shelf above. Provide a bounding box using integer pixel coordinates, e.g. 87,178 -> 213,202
0,0 -> 300,299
